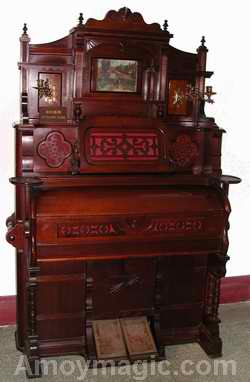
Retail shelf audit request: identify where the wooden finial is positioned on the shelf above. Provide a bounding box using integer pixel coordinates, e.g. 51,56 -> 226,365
197,35 -> 208,52
163,20 -> 168,31
78,12 -> 84,25
201,36 -> 206,46
20,22 -> 30,42
23,23 -> 28,35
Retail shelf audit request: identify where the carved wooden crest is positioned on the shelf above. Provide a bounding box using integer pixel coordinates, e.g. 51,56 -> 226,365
85,7 -> 166,34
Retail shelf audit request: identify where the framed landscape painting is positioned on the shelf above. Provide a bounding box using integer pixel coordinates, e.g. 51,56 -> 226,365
92,58 -> 139,93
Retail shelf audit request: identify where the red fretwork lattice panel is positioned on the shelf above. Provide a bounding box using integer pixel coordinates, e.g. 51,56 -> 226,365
87,132 -> 160,161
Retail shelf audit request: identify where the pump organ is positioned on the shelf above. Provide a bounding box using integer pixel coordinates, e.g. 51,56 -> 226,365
6,8 -> 240,377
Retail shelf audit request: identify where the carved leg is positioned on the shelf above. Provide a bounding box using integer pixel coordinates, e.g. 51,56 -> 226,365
199,253 -> 230,358
152,257 -> 165,360
85,263 -> 97,363
199,272 -> 222,357
151,313 -> 165,360
199,191 -> 231,357
199,319 -> 222,358
15,329 -> 24,352
26,269 -> 42,377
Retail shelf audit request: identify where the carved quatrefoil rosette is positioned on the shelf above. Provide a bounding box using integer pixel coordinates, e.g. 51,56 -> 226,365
169,134 -> 199,168
37,131 -> 72,168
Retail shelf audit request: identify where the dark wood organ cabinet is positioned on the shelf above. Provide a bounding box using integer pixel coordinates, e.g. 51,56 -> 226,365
6,8 -> 240,377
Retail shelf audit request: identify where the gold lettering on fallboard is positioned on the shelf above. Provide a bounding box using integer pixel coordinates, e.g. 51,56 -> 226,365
57,218 -> 204,238
145,218 -> 203,234
57,222 -> 120,238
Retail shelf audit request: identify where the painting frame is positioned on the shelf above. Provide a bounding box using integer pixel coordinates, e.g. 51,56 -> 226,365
91,58 -> 140,94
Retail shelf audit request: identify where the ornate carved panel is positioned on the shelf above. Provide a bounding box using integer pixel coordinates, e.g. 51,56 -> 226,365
37,131 -> 72,168
87,131 -> 160,161
79,117 -> 168,173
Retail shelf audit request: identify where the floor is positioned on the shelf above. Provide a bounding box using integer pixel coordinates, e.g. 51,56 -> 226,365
0,302 -> 249,381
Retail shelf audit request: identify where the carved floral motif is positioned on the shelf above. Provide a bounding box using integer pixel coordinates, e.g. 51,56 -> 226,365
169,134 -> 199,167
37,131 -> 72,168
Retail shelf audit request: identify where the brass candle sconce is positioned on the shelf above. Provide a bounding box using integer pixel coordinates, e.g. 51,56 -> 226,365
186,84 -> 217,104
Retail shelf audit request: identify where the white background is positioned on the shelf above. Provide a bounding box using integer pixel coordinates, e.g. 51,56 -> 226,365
0,0 -> 249,296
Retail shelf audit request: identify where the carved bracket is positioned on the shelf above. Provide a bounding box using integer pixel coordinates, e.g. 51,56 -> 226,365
6,177 -> 42,252
85,269 -> 96,361
6,219 -> 30,250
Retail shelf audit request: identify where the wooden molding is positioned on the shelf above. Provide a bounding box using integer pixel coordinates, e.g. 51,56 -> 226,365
0,275 -> 249,326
